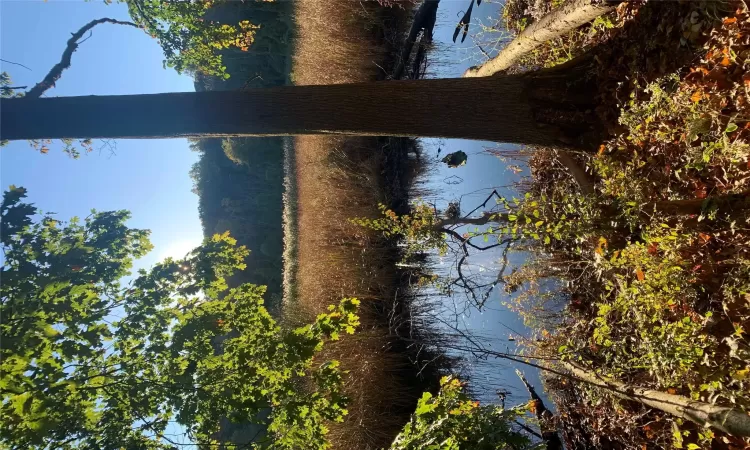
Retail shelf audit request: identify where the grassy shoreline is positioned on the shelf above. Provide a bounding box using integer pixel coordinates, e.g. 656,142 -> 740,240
286,2 -> 451,448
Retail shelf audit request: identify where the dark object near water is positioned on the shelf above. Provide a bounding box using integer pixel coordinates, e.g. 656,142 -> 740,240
441,150 -> 468,168
453,0 -> 481,43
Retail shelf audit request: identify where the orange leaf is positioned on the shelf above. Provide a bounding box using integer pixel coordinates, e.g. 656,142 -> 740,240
40,146 -> 49,154
691,90 -> 703,103
635,267 -> 645,281
699,232 -> 712,244
720,56 -> 731,66
667,388 -> 677,394
598,144 -> 606,156
647,242 -> 659,255
723,17 -> 737,25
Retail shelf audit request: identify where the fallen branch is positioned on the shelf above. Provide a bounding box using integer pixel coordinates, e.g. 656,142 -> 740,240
562,360 -> 750,437
555,150 -> 595,195
464,0 -> 617,77
26,18 -> 140,99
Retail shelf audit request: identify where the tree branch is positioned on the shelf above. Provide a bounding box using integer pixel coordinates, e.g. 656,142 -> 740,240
555,150 -> 595,195
26,18 -> 140,99
464,0 -> 617,77
1,59 -> 32,71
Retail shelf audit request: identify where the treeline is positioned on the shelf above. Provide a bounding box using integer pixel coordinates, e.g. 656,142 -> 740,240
189,0 -> 293,310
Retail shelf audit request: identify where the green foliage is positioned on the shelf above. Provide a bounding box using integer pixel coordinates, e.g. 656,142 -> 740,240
351,202 -> 448,256
594,74 -> 750,217
0,187 -> 360,449
493,192 -> 600,247
389,376 -> 537,450
123,0 -> 260,78
190,137 -> 285,305
587,228 -> 712,385
564,224 -> 749,412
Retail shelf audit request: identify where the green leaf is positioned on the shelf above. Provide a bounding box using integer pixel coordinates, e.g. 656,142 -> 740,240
725,123 -> 738,133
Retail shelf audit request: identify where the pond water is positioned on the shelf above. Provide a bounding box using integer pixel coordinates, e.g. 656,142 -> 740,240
418,0 -> 555,408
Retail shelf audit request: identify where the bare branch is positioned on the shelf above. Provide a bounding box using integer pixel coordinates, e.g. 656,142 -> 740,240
1,59 -> 32,71
26,18 -> 140,99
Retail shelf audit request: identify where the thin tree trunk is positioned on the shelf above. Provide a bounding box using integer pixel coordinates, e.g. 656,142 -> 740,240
0,74 -> 598,146
562,360 -> 750,437
515,369 -> 563,450
464,0 -> 617,77
393,0 -> 439,80
26,18 -> 140,99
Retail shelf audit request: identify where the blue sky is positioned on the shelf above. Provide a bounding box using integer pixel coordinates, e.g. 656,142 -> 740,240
1,0 -> 203,270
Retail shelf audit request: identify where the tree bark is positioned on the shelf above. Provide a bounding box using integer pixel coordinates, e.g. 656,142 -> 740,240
1,72 -> 600,147
26,18 -> 141,99
464,0 -> 617,78
562,360 -> 750,437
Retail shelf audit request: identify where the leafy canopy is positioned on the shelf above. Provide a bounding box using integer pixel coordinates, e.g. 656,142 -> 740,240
122,0 -> 260,78
0,186 -> 359,449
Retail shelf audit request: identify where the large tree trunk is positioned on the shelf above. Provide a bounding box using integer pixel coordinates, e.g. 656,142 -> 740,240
464,0 -> 617,77
1,68 -> 602,148
563,360 -> 750,437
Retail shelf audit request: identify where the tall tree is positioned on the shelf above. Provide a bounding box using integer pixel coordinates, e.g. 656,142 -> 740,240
1,66 -> 603,148
0,187 -> 360,449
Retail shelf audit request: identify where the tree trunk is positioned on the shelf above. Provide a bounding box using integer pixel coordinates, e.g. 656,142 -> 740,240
515,369 -> 563,450
464,0 -> 617,77
562,360 -> 750,437
1,69 -> 601,148
393,0 -> 439,80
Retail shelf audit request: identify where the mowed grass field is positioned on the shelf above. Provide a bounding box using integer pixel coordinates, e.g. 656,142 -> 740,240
287,2 -> 440,449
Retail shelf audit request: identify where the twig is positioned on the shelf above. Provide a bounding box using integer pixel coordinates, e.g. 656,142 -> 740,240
1,59 -> 32,71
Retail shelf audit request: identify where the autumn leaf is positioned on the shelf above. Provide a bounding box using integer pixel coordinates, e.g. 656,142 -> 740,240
635,267 -> 645,281
40,146 -> 49,154
698,232 -> 711,244
723,17 -> 737,25
691,90 -> 703,103
720,56 -> 731,66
